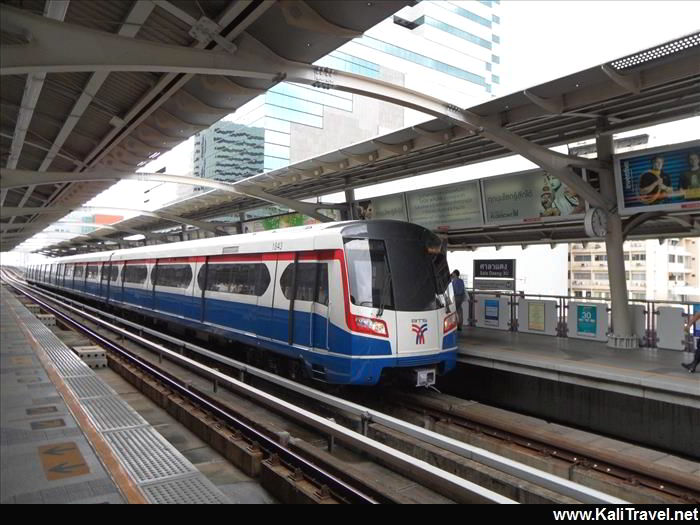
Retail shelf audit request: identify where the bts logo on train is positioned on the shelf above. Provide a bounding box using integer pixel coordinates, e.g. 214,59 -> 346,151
411,319 -> 428,345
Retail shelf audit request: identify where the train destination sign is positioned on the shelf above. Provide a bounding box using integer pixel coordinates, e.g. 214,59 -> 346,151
474,259 -> 516,279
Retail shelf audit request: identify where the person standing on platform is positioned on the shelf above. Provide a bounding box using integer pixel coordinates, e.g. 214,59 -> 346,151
451,270 -> 466,332
682,311 -> 700,373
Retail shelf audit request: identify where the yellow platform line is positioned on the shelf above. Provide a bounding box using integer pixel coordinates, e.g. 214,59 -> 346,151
9,301 -> 148,504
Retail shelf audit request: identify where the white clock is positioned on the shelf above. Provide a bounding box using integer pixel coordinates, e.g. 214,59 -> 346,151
584,208 -> 608,238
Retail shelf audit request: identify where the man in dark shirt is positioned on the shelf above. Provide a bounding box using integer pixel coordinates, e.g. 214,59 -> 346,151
451,270 -> 466,332
638,156 -> 672,205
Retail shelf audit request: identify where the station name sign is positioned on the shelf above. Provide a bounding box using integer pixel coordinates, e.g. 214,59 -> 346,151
474,259 -> 516,279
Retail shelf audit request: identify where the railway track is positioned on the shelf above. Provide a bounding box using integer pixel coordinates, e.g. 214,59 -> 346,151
371,390 -> 700,504
3,269 -> 633,504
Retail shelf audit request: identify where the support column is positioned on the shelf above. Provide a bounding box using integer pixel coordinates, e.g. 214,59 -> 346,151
344,188 -> 356,220
597,132 -> 638,349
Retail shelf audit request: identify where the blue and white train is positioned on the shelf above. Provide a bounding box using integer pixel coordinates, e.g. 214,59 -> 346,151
27,220 -> 458,386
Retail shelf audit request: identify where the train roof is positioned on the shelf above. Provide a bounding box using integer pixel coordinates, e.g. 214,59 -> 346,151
48,220 -> 355,264
38,219 -> 439,264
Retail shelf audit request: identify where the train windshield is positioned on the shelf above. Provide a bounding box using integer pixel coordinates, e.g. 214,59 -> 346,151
344,239 -> 394,310
344,234 -> 448,312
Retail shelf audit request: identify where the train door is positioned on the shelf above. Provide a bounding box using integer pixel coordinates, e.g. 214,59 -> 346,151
311,259 -> 330,351
270,254 -> 294,344
104,254 -> 115,302
281,254 -> 314,349
254,254 -> 277,341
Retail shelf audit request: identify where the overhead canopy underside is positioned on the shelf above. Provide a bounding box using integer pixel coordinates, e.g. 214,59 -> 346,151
0,0 -> 410,251
1,1 -> 698,253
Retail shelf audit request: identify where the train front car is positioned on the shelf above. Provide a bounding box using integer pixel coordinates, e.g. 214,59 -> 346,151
333,221 -> 458,387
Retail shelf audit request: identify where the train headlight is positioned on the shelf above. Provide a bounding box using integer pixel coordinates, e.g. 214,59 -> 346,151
351,315 -> 388,337
443,312 -> 458,333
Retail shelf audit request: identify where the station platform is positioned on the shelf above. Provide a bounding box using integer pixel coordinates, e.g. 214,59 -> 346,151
456,327 -> 698,406
0,286 -> 232,504
448,327 -> 698,458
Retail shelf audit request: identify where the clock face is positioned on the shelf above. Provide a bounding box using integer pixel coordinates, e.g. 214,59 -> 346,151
585,208 -> 608,237
592,208 -> 608,237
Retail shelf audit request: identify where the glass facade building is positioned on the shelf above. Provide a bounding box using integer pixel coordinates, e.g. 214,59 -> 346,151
192,0 -> 502,189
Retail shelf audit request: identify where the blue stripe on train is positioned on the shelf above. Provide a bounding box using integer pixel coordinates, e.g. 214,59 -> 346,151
59,283 -> 455,385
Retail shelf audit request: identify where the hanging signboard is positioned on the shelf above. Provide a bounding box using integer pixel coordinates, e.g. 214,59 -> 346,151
474,259 -> 516,279
474,278 -> 515,291
615,140 -> 700,215
406,181 -> 483,231
242,210 -> 341,233
481,168 -> 587,225
357,194 -> 407,221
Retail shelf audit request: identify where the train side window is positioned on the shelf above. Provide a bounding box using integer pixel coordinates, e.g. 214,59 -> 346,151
198,263 -> 269,296
123,265 -> 147,284
86,265 -> 99,280
74,265 -> 85,280
100,264 -> 110,283
280,262 -> 325,302
65,264 -> 74,282
316,264 -> 329,306
152,264 -> 192,288
110,265 -> 120,281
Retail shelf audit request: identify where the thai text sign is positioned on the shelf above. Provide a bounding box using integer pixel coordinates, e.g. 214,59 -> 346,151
406,182 -> 482,231
474,259 -> 515,279
482,169 -> 586,225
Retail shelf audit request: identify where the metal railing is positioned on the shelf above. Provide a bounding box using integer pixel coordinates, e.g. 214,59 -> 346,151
465,288 -> 697,349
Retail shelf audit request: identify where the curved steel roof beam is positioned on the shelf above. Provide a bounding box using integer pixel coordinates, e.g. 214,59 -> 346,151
0,221 -> 170,240
0,205 -> 225,235
0,169 -> 338,222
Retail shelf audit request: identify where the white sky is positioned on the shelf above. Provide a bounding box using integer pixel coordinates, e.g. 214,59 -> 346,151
6,0 -> 700,260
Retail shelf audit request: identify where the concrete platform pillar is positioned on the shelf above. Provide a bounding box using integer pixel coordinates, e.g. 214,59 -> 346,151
597,132 -> 637,349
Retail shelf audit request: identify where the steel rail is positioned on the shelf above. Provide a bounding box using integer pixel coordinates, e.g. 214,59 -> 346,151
3,272 -> 515,504
7,271 -> 628,503
388,392 -> 700,500
2,274 -> 380,504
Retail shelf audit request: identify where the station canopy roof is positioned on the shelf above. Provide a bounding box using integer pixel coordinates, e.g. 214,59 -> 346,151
0,0 -> 411,251
2,3 -> 698,253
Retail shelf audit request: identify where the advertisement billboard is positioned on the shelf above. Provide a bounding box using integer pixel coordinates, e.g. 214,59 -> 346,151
528,302 -> 546,332
406,181 -> 483,231
481,169 -> 586,225
576,305 -> 598,336
615,140 -> 700,215
484,299 -> 500,327
242,210 -> 340,233
357,194 -> 407,221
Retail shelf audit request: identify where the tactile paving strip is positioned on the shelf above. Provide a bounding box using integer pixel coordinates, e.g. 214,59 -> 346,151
141,473 -> 231,504
64,375 -> 116,399
104,427 -> 196,483
3,289 -> 231,504
82,396 -> 147,432
41,350 -> 92,378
